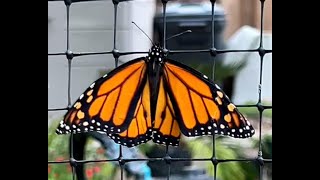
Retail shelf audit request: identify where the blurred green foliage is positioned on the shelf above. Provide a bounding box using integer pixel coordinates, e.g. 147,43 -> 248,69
238,101 -> 272,119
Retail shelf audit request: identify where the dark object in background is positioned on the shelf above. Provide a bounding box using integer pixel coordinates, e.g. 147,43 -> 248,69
153,2 -> 236,99
145,142 -> 213,179
153,2 -> 226,64
146,142 -> 192,177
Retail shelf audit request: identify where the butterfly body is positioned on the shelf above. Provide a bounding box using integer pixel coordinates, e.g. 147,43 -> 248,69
56,44 -> 255,147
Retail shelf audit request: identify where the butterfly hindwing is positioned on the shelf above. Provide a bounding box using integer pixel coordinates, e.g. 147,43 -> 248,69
153,76 -> 181,146
56,58 -> 149,135
162,59 -> 255,138
108,76 -> 153,147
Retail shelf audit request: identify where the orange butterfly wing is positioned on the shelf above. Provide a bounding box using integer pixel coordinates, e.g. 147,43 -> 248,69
108,76 -> 153,147
56,58 -> 149,135
161,59 -> 255,138
152,76 -> 181,146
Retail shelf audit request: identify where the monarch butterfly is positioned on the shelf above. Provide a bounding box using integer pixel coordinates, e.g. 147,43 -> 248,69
56,44 -> 255,147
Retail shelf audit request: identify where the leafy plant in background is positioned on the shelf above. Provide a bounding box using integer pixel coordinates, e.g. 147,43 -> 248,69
48,118 -> 72,180
48,118 -> 116,180
187,137 -> 256,180
138,135 -> 259,180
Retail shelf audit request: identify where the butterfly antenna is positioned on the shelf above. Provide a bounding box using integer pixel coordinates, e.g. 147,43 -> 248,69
166,30 -> 192,41
132,21 -> 155,45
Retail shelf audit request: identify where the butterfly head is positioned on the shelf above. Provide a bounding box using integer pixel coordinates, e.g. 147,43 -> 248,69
147,44 -> 164,63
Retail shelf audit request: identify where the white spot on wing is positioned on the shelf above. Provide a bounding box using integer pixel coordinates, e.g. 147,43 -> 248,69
203,75 -> 208,79
103,74 -> 108,78
83,122 -> 89,126
90,83 -> 95,88
79,94 -> 84,100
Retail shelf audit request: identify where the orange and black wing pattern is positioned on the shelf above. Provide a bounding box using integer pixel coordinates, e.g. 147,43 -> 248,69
55,44 -> 256,148
161,59 -> 255,139
108,76 -> 153,147
152,76 -> 181,146
56,58 -> 149,136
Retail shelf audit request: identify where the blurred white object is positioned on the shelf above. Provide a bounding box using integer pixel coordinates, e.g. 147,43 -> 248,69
223,25 -> 272,105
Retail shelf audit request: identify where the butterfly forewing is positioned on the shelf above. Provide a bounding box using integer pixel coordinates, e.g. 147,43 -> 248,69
56,58 -> 149,136
162,59 -> 255,138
